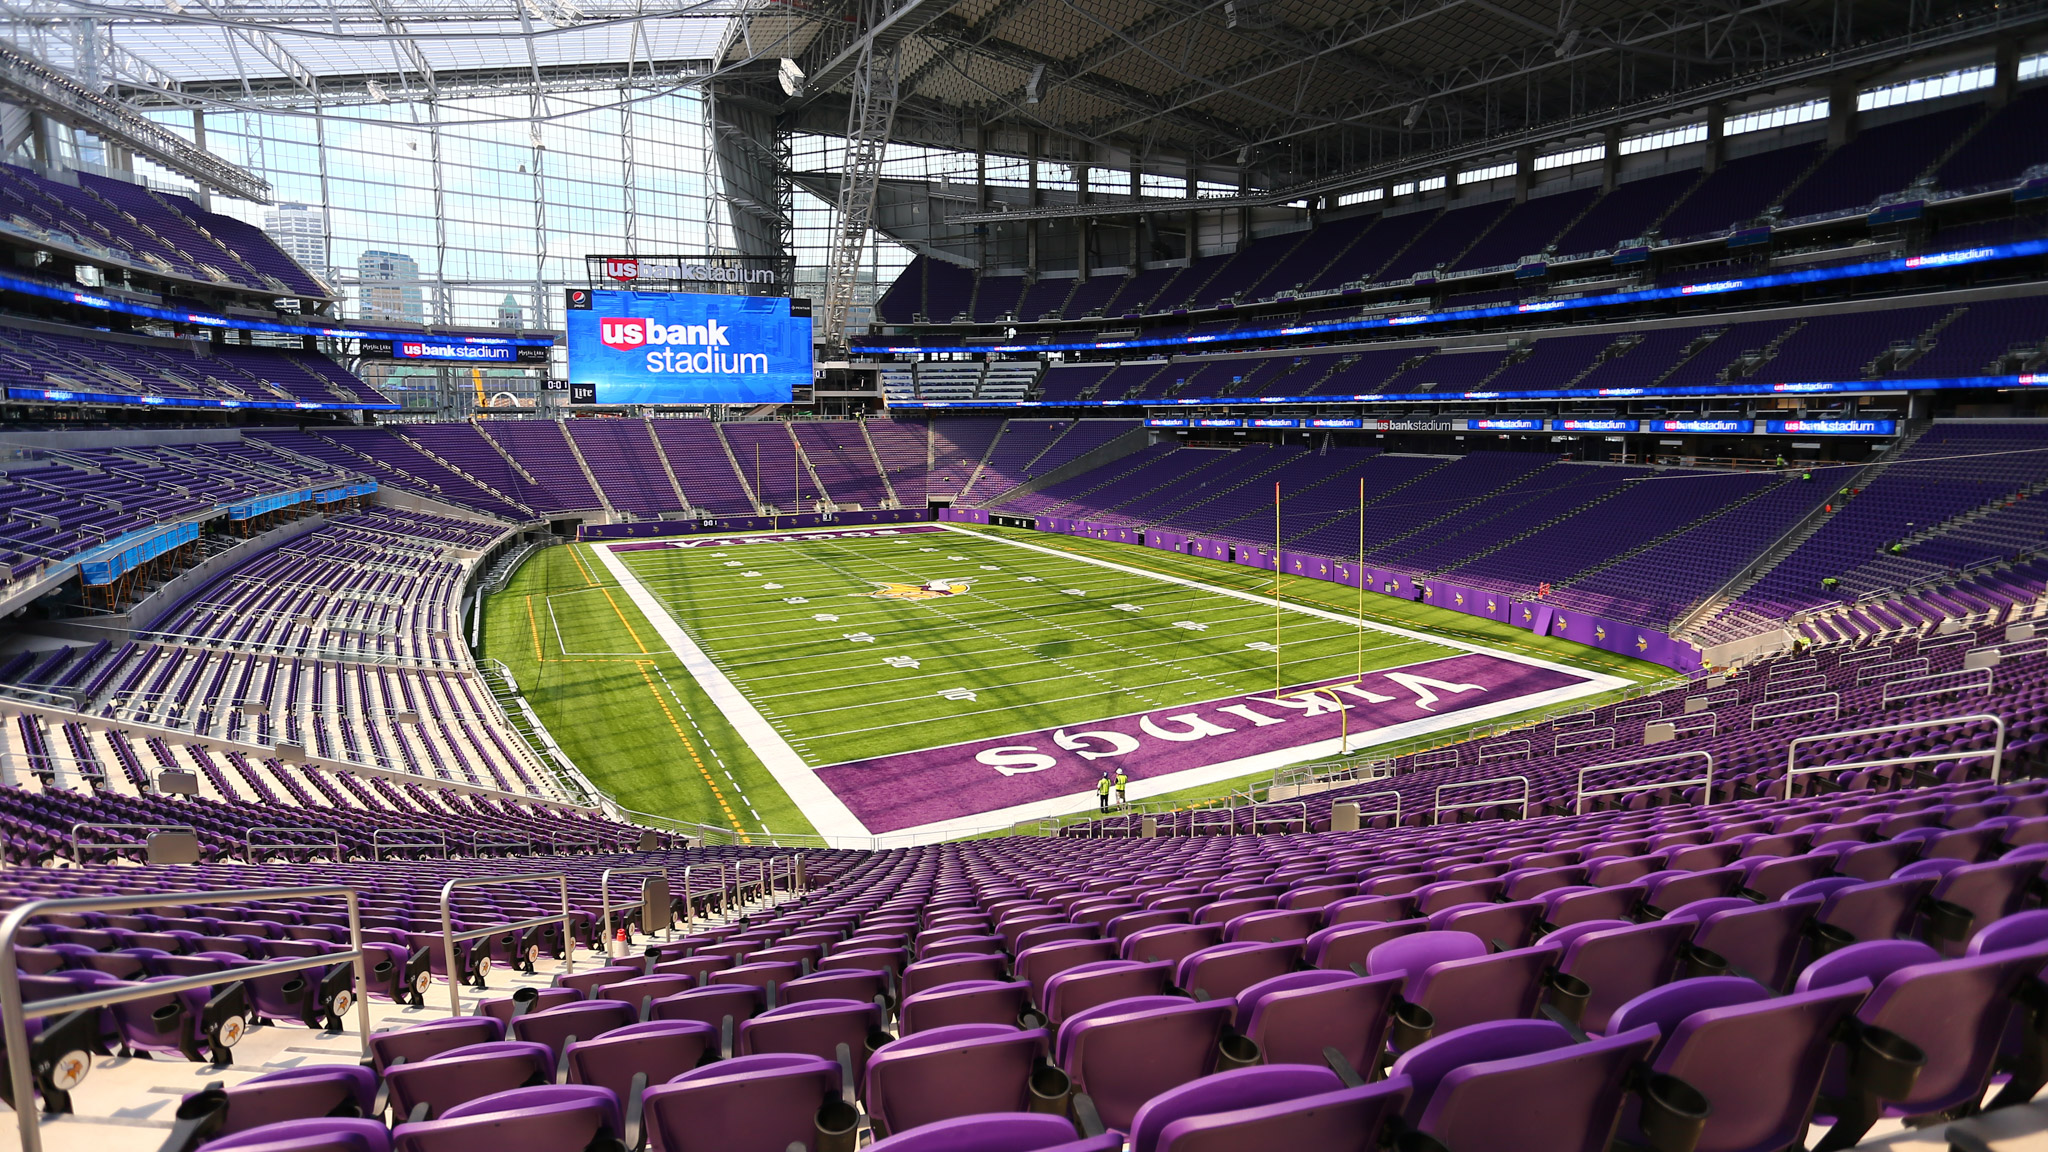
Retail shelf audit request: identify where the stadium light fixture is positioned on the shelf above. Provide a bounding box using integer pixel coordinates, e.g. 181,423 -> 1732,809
1024,63 -> 1047,103
778,58 -> 806,98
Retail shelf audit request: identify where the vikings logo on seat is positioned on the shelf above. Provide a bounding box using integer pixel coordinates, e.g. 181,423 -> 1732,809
866,578 -> 975,601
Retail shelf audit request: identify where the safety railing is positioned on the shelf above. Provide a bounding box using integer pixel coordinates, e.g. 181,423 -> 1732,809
1663,712 -> 1719,740
1612,700 -> 1666,722
372,828 -> 448,860
1768,658 -> 1818,679
733,860 -> 769,910
245,826 -> 343,862
1786,714 -> 2007,794
470,831 -> 533,855
1763,675 -> 1830,700
679,862 -> 727,931
600,865 -> 671,948
69,822 -> 193,862
1189,807 -> 1238,837
1882,667 -> 1994,708
1433,775 -> 1531,825
1684,688 -> 1739,712
1554,726 -> 1617,753
1857,658 -> 1929,686
1750,692 -> 1840,730
1412,749 -> 1460,771
1575,751 -> 1715,815
1838,645 -> 1897,667
1246,802 -> 1309,833
550,832 -> 603,854
1346,789 -> 1403,827
2,885 -> 373,1152
437,872 -> 572,1015
1477,740 -> 1531,764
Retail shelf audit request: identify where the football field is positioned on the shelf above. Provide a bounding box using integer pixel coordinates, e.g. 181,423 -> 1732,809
488,523 -> 1654,842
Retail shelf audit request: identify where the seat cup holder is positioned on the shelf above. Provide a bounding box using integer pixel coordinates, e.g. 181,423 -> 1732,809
1028,1062 -> 1073,1114
1544,972 -> 1592,1028
1637,1071 -> 1711,1152
1850,1025 -> 1926,1102
151,1002 -> 183,1034
1393,1130 -> 1452,1152
1216,1032 -> 1261,1071
1390,1001 -> 1435,1051
1678,944 -> 1730,981
1805,921 -> 1856,958
1921,898 -> 1975,943
815,1098 -> 859,1152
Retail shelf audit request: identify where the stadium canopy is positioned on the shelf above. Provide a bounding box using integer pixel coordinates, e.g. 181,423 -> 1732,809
740,0 -> 2048,199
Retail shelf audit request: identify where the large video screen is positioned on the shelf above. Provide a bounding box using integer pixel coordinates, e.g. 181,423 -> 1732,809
566,288 -> 811,405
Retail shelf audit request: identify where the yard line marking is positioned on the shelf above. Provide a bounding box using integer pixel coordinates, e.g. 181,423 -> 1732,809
593,541 -> 869,839
934,524 -> 1618,679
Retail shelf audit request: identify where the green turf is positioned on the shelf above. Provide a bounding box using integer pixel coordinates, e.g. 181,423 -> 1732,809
481,542 -> 818,842
483,524 -> 1674,835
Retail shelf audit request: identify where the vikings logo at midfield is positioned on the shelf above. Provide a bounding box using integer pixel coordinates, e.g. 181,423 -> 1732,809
866,578 -> 976,601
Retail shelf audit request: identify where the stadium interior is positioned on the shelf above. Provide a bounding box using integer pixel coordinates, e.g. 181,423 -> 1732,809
9,0 -> 2048,1147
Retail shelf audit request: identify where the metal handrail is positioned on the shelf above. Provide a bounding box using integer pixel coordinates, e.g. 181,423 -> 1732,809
437,872 -> 572,1015
733,860 -> 768,910
551,833 -> 602,854
1575,751 -> 1715,815
1882,667 -> 1994,707
680,862 -> 727,931
1343,789 -> 1402,826
3,885 -> 372,1152
1189,807 -> 1237,837
1750,692 -> 1840,730
1554,726 -> 1617,752
1786,714 -> 2008,791
600,865 -> 670,947
470,831 -> 533,855
69,822 -> 194,862
1246,802 -> 1309,833
245,826 -> 343,861
1478,739 -> 1531,763
1433,775 -> 1531,824
373,828 -> 448,860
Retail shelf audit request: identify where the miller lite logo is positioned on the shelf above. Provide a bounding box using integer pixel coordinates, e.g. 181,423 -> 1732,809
605,258 -> 640,282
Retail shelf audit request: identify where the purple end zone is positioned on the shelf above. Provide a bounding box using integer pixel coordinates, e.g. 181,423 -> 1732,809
815,651 -> 1600,832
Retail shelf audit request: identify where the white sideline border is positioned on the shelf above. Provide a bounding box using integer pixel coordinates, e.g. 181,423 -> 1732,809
597,525 -> 1634,842
593,539 -> 870,839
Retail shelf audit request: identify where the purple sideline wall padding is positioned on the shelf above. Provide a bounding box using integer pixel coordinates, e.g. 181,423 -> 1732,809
937,507 -> 992,525
1420,580 -> 1517,623
1546,607 -> 1705,671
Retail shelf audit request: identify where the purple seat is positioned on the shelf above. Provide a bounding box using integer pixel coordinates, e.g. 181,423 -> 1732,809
641,1052 -> 850,1152
1796,937 -> 2048,1146
565,1019 -> 717,1103
1055,996 -> 1238,1132
649,984 -> 766,1034
1306,919 -> 1425,972
1370,932 -> 1565,1035
900,980 -> 1032,1034
554,965 -> 637,998
368,1017 -> 504,1072
1119,924 -> 1223,968
1684,897 -> 1826,992
509,998 -> 637,1058
178,1067 -> 377,1139
1040,960 -> 1173,1027
739,997 -> 890,1091
1552,919 -> 1693,1034
1235,970 -> 1405,1073
204,1119 -> 393,1152
862,1114 -> 1118,1152
782,969 -> 887,1007
1018,940 -> 1121,1004
1609,977 -> 1870,1152
1394,1020 -> 1669,1152
392,1084 -> 622,1152
864,1023 -> 1060,1138
1125,1065 -> 1412,1152
382,1041 -> 554,1120
1800,876 -> 1936,946
903,955 -> 1009,1000
1176,941 -> 1299,1002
